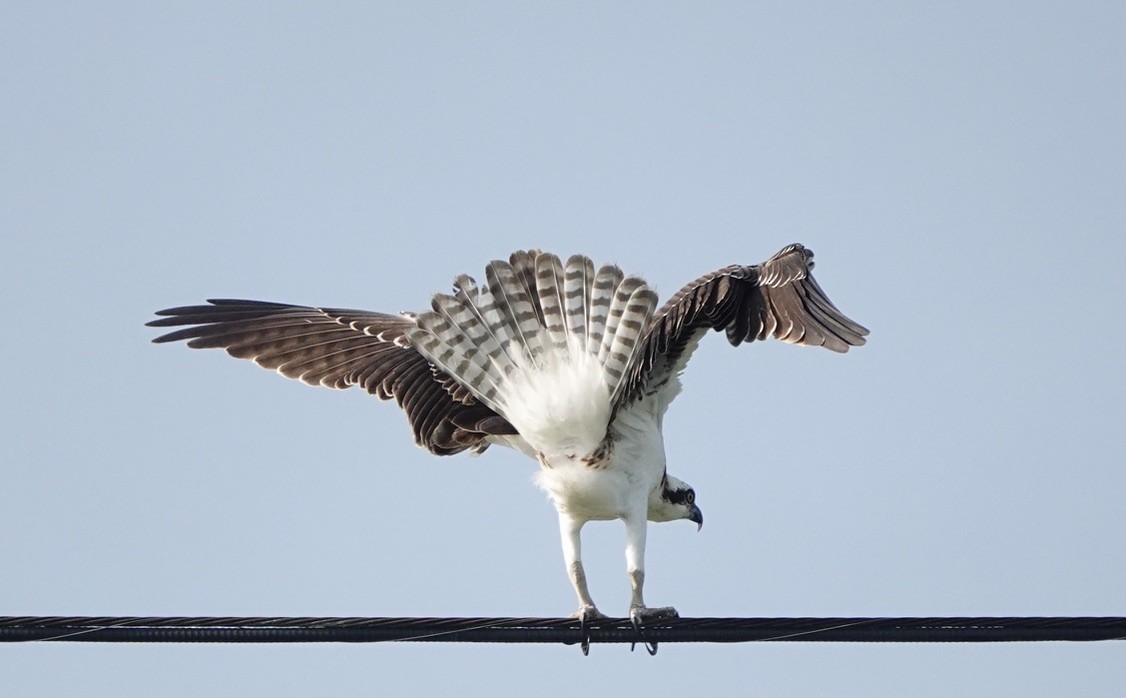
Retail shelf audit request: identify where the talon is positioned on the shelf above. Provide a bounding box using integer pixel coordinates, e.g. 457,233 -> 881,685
629,606 -> 676,655
571,605 -> 605,655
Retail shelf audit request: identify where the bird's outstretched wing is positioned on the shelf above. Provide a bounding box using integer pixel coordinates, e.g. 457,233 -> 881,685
147,299 -> 514,455
619,244 -> 868,407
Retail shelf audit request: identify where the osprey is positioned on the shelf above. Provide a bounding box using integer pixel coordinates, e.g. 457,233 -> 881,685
149,244 -> 866,624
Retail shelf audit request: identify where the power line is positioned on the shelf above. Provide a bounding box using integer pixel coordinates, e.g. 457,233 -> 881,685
3,616 -> 1124,654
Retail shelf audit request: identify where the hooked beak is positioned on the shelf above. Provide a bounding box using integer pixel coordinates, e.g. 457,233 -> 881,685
688,504 -> 703,531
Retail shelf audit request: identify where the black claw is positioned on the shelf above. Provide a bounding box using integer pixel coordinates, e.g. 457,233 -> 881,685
629,610 -> 659,655
576,607 -> 605,656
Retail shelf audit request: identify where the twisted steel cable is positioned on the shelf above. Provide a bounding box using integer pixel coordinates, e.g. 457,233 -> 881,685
3,616 -> 1125,650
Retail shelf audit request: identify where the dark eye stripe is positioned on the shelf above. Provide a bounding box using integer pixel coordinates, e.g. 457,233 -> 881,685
662,487 -> 694,505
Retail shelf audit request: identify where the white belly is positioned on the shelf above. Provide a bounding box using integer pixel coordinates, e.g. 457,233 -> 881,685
532,403 -> 667,522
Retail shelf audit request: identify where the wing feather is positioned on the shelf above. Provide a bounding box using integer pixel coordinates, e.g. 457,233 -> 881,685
147,299 -> 513,455
619,244 -> 867,408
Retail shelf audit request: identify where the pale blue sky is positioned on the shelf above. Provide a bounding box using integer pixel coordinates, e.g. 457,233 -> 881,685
2,2 -> 1124,695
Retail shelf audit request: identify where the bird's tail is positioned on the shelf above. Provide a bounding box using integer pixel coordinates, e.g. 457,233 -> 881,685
406,250 -> 657,456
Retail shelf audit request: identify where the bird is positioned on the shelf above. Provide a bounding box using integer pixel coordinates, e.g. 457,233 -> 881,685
148,243 -> 867,625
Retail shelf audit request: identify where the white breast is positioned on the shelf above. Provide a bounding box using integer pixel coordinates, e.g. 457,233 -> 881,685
533,400 -> 667,523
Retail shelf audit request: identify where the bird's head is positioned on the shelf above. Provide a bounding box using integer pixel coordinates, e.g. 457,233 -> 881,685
648,475 -> 703,530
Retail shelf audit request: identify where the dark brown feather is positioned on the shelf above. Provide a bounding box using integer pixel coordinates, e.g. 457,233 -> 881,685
147,299 -> 513,455
620,244 -> 867,406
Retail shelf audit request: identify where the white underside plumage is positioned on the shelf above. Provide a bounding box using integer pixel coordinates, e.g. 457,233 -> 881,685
481,335 -> 655,520
499,336 -> 611,462
538,400 -> 667,517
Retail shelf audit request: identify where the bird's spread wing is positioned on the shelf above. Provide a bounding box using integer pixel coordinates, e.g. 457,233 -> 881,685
619,244 -> 868,407
147,299 -> 515,455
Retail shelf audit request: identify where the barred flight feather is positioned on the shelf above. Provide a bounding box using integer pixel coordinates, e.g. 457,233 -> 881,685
563,254 -> 595,343
586,265 -> 622,357
485,262 -> 546,364
533,253 -> 569,351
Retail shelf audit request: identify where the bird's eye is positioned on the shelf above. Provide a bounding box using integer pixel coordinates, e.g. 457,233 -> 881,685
685,490 -> 695,505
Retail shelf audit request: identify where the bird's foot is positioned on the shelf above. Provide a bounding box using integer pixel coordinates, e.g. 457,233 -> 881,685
629,605 -> 679,627
569,605 -> 607,623
571,605 -> 606,656
628,605 -> 677,655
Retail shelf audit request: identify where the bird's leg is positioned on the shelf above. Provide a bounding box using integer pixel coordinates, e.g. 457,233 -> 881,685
559,514 -> 603,622
624,515 -> 678,627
